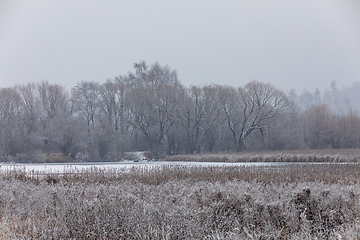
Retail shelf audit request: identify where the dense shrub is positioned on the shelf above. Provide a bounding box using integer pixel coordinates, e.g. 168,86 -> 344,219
0,164 -> 359,239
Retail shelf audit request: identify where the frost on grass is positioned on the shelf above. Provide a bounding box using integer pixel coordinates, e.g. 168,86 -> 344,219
0,164 -> 359,239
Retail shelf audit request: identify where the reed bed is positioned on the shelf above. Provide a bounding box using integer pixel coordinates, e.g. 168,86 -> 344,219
165,149 -> 360,163
0,163 -> 359,239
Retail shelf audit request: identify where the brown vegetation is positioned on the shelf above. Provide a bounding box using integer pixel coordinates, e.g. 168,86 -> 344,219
166,149 -> 360,163
0,163 -> 359,239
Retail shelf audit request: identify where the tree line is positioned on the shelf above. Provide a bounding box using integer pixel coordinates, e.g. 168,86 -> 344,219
0,61 -> 359,162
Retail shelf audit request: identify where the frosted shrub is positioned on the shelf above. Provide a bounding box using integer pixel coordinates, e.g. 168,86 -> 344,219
0,164 -> 359,239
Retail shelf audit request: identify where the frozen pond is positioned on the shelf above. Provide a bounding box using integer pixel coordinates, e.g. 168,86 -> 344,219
1,161 -> 355,173
0,161 -> 285,173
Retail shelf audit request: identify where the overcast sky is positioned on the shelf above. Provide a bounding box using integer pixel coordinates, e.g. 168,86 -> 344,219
1,0 -> 360,93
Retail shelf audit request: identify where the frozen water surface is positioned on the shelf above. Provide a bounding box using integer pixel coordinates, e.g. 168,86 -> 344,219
0,161 -> 283,173
1,161 -> 352,173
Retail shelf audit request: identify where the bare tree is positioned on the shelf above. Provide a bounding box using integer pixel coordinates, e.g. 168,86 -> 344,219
37,81 -> 79,156
303,104 -> 335,149
127,62 -> 183,157
38,81 -> 70,125
96,77 -> 132,157
332,109 -> 360,148
98,77 -> 131,134
267,110 -> 304,150
0,88 -> 25,156
179,85 -> 222,153
72,81 -> 100,132
218,81 -> 293,151
17,83 -> 40,135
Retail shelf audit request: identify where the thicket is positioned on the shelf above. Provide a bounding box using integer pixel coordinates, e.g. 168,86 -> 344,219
0,164 -> 359,239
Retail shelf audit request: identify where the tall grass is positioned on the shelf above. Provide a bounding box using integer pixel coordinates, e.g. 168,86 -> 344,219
0,164 -> 359,239
165,149 -> 360,163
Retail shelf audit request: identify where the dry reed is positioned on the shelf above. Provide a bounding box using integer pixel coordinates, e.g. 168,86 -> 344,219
0,163 -> 359,239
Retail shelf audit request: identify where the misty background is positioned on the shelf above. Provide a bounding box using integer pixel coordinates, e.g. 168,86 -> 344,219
1,0 -> 360,93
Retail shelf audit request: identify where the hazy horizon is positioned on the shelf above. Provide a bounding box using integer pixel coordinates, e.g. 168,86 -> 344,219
1,0 -> 360,93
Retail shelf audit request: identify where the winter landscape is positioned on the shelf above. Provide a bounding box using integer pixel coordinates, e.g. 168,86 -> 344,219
1,62 -> 360,163
0,160 -> 359,239
0,62 -> 360,239
2,1 -> 360,238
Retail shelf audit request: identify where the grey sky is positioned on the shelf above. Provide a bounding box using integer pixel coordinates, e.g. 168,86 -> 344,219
1,0 -> 360,93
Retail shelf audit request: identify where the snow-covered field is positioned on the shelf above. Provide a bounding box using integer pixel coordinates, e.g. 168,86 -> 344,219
1,162 -> 359,239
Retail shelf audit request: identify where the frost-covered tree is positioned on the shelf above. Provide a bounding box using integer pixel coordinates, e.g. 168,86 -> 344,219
332,109 -> 360,148
302,104 -> 335,149
0,88 -> 26,155
72,81 -> 100,132
127,61 -> 183,157
179,85 -> 222,153
218,81 -> 293,151
37,81 -> 79,157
